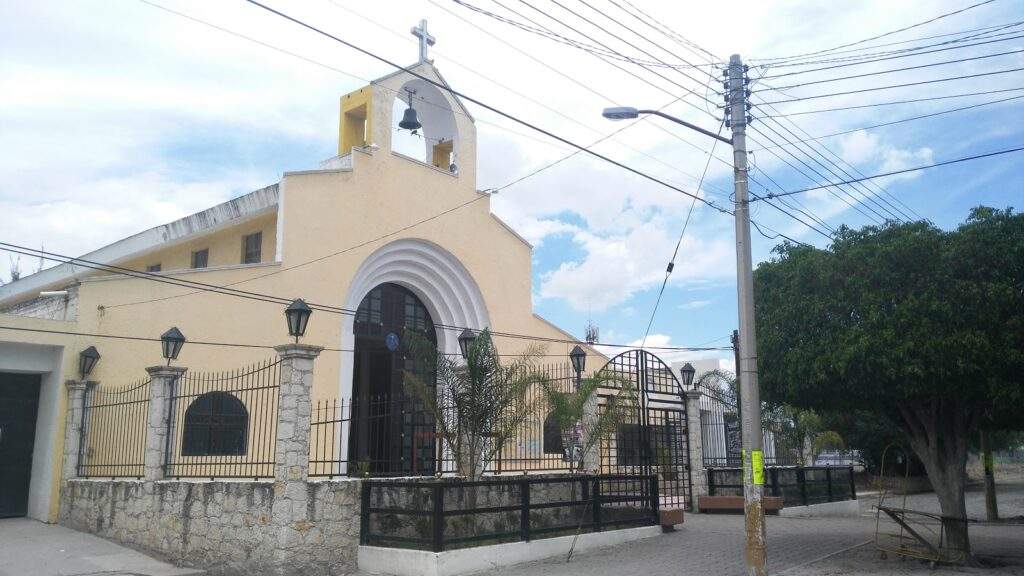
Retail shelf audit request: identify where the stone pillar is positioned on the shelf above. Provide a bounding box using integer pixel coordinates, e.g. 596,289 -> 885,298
273,344 -> 322,483
684,389 -> 708,508
144,365 -> 187,481
269,344 -> 322,574
61,380 -> 92,480
580,391 -> 602,474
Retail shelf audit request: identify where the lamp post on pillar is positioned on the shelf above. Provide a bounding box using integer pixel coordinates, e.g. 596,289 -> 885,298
62,346 -> 101,480
144,328 -> 188,481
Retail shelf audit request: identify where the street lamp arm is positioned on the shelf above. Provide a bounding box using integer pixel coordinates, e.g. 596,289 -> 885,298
636,110 -> 732,145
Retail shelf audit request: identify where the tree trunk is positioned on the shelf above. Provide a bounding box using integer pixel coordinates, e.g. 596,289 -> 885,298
979,429 -> 999,522
898,400 -> 973,559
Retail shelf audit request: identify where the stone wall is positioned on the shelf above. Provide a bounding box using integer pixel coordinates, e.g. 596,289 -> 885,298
61,478 -> 361,576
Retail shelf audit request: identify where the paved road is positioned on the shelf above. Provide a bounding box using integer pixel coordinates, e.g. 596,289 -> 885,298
0,518 -> 202,576
484,483 -> 1024,576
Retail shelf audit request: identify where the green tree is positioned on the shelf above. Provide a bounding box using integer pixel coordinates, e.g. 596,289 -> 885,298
753,207 -> 1024,556
402,329 -> 543,480
537,373 -> 636,474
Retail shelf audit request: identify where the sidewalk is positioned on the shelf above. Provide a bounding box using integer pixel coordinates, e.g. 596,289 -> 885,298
0,518 -> 202,576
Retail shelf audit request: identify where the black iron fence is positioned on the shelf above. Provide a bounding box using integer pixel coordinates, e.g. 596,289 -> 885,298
78,378 -> 151,478
309,363 -> 578,478
360,474 -> 659,551
707,465 -> 857,506
164,358 -> 281,479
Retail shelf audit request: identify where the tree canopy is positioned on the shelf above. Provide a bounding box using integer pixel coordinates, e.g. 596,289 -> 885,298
753,206 -> 1023,555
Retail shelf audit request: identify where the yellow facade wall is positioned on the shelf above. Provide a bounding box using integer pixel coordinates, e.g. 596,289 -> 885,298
116,212 -> 277,273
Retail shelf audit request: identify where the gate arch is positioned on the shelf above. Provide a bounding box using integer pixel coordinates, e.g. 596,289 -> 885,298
597,349 -> 692,510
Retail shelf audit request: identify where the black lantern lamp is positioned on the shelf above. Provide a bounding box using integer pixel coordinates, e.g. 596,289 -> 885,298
285,299 -> 313,343
458,328 -> 477,360
569,345 -> 586,389
161,327 -> 186,365
78,346 -> 100,380
680,362 -> 696,389
398,89 -> 422,131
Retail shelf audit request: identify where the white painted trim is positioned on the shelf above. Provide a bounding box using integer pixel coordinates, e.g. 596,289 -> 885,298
358,525 -> 662,576
0,341 -> 65,521
337,239 -> 490,473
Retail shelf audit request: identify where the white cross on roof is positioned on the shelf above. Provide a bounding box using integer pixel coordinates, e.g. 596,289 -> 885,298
411,19 -> 435,63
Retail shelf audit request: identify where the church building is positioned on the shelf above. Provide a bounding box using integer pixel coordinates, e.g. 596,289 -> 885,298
0,37 -> 604,524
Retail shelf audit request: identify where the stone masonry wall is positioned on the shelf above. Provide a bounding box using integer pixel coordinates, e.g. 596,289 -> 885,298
61,478 -> 361,576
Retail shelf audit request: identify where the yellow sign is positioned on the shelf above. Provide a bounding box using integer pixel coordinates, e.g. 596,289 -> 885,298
752,450 -> 765,485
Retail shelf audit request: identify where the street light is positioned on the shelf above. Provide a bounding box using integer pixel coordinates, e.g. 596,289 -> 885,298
161,327 -> 186,365
569,345 -> 586,389
78,346 -> 100,379
285,299 -> 312,343
679,362 -> 696,389
458,329 -> 477,360
601,107 -> 732,145
607,55 -> 768,576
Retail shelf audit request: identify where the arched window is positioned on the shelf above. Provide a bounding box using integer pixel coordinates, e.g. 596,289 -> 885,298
543,412 -> 564,455
182,392 -> 248,456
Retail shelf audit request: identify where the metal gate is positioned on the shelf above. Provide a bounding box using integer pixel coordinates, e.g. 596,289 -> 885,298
597,349 -> 692,510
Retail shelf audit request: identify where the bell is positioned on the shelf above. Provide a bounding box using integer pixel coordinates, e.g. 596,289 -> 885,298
398,104 -> 422,131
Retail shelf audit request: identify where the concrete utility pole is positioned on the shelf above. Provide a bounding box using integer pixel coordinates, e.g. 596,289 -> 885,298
727,53 -> 767,576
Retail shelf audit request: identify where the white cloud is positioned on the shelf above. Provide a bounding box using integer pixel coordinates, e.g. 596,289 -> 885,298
679,299 -> 711,310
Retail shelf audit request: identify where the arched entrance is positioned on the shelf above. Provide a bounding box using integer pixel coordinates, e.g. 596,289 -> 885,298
347,282 -> 438,476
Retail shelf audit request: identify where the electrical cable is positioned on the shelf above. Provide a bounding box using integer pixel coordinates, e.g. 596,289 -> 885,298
752,93 -> 1024,151
639,121 -> 725,349
760,30 -> 1024,78
0,324 -> 731,356
755,65 -> 1024,105
761,47 -> 1024,92
752,95 -> 918,221
762,145 -> 1024,199
749,0 -> 997,63
762,86 -> 1024,118
752,19 -> 1024,67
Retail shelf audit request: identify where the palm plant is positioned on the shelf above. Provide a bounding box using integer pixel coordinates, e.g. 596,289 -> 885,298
402,328 -> 544,480
538,372 -> 637,474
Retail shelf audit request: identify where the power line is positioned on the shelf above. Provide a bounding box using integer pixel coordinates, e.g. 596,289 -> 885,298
0,324 -> 730,356
751,92 -> 1024,150
759,30 -> 1024,78
762,86 -> 1024,117
607,0 -> 722,65
639,121 -> 725,349
750,0 -> 997,63
756,65 -> 1024,105
323,0 -> 726,195
761,145 -> 1024,199
0,240 -> 734,353
752,20 -> 1024,67
761,47 -> 1024,92
751,93 -> 920,221
489,0 -> 722,116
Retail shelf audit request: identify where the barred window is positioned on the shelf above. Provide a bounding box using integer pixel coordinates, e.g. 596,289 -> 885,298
191,248 -> 209,269
182,392 -> 248,456
242,232 -> 262,264
543,413 -> 564,455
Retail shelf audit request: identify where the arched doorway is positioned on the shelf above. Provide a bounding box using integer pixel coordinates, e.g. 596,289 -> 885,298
347,282 -> 437,476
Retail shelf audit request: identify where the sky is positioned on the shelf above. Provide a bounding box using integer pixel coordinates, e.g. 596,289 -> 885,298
1,0 -> 1022,365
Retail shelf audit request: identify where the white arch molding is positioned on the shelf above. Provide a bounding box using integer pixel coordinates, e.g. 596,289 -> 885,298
335,239 -> 489,474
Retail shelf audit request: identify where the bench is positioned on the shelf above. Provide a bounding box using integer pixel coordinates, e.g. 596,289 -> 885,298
698,495 -> 784,514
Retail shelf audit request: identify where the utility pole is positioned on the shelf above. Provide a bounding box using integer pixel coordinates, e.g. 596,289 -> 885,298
726,53 -> 767,576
